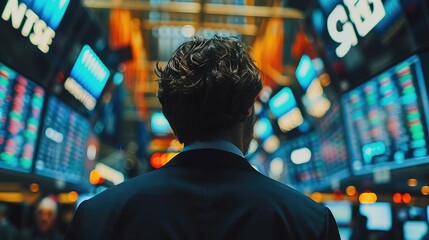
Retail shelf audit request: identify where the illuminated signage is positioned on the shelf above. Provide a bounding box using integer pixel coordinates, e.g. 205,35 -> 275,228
1,0 -> 70,53
296,55 -> 317,90
65,45 -> 110,111
269,87 -> 297,118
151,112 -> 172,135
269,87 -> 304,132
327,0 -> 385,58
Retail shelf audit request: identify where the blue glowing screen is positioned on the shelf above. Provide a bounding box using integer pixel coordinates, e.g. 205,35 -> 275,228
0,62 -> 44,173
254,118 -> 273,141
342,55 -> 429,174
70,45 -> 110,100
21,0 -> 70,30
324,201 -> 352,225
360,202 -> 392,231
403,221 -> 429,240
151,112 -> 172,135
296,55 -> 317,91
268,87 -> 297,118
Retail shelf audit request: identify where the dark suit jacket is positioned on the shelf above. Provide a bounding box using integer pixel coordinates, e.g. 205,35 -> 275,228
66,149 -> 340,240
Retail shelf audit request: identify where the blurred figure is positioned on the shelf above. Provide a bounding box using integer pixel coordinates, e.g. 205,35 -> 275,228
0,203 -> 18,240
20,197 -> 63,240
350,212 -> 369,240
66,36 -> 340,239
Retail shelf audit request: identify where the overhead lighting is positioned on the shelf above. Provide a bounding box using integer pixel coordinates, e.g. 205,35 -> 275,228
290,147 -> 311,165
407,178 -> 418,187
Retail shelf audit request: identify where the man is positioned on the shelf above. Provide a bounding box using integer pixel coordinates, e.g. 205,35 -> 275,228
66,36 -> 340,239
0,203 -> 18,240
20,197 -> 63,240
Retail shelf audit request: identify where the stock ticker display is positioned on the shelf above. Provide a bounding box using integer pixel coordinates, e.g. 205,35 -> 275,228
0,62 -> 44,172
280,103 -> 349,190
35,96 -> 90,183
281,133 -> 326,190
342,55 -> 429,175
317,102 -> 349,181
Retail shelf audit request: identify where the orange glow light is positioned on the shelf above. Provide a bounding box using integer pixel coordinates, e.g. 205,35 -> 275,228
407,179 -> 418,187
402,193 -> 412,204
68,191 -> 79,202
310,192 -> 323,203
359,192 -> 377,204
150,153 -> 163,169
392,193 -> 402,204
30,183 -> 39,193
151,152 -> 178,169
421,186 -> 429,196
89,170 -> 104,185
345,186 -> 357,196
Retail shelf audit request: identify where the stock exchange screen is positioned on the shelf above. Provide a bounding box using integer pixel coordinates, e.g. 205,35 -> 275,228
342,55 -> 429,174
317,102 -> 349,180
35,96 -> 90,183
281,133 -> 327,190
0,63 -> 44,172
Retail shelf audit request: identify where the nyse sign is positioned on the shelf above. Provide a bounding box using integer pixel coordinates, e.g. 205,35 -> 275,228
327,0 -> 386,58
1,0 -> 69,53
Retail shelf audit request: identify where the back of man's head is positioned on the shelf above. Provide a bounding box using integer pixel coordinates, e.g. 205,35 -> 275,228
157,36 -> 262,144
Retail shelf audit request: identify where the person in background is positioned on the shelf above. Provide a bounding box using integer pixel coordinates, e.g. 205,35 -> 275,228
66,36 -> 340,239
350,211 -> 369,240
20,196 -> 63,240
0,203 -> 18,240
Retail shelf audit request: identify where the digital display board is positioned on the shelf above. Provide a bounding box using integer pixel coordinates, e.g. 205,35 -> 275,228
307,0 -> 429,91
20,0 -> 70,31
268,87 -> 305,132
35,96 -> 91,183
0,62 -> 44,172
342,55 -> 429,175
324,201 -> 352,225
151,112 -> 172,135
279,102 -> 349,190
295,54 -> 318,91
64,45 -> 110,111
359,202 -> 392,231
281,133 -> 327,189
317,102 -> 349,180
403,221 -> 429,240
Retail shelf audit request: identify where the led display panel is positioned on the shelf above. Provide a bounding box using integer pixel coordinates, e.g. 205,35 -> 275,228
281,133 -> 327,190
324,201 -> 352,225
307,0 -> 429,91
317,103 -> 349,180
359,202 -> 392,231
268,87 -> 305,132
64,45 -> 110,111
403,221 -> 429,240
151,112 -> 172,136
342,55 -> 429,175
295,54 -> 318,91
35,96 -> 91,183
279,102 -> 349,190
0,62 -> 44,172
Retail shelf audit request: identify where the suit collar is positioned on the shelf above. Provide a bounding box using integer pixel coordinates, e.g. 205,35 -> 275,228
164,149 -> 256,172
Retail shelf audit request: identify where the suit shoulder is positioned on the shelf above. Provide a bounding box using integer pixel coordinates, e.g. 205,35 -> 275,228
248,171 -> 326,214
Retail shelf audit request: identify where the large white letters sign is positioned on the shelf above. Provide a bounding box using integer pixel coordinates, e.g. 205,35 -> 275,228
1,0 -> 56,53
327,0 -> 386,58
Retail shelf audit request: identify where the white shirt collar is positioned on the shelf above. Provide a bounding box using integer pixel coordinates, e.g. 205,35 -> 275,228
182,140 -> 244,158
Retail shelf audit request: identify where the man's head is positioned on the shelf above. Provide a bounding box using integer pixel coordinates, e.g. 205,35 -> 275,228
35,197 -> 58,233
157,36 -> 262,147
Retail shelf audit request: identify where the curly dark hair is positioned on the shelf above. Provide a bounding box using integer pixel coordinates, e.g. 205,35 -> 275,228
156,36 -> 262,144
